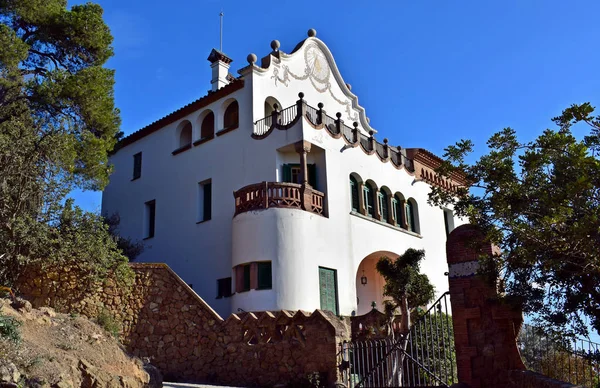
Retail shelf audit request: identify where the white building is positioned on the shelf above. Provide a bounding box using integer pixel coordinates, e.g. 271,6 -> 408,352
102,29 -> 465,318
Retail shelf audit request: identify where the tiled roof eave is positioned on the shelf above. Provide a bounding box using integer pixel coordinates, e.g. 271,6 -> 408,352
112,79 -> 245,153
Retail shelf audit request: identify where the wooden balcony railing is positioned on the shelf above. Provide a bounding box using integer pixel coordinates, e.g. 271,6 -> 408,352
233,182 -> 325,217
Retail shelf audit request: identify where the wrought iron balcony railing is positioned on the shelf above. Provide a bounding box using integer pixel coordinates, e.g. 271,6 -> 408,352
233,181 -> 325,217
252,93 -> 415,173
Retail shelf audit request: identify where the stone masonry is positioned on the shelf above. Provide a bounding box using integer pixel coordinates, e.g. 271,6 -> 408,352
17,263 -> 350,386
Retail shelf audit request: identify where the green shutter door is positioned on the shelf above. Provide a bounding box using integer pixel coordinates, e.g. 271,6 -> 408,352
282,164 -> 291,183
319,267 -> 338,315
308,164 -> 317,188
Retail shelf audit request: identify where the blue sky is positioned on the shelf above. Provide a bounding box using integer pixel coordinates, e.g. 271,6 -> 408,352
67,0 -> 600,340
70,0 -> 600,211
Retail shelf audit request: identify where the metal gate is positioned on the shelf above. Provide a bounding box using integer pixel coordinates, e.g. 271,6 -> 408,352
338,292 -> 457,387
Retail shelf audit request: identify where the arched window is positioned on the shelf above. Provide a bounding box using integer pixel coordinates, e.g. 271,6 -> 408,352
363,181 -> 376,217
378,190 -> 389,223
405,199 -> 419,233
392,194 -> 405,228
264,96 -> 281,117
223,100 -> 239,129
350,175 -> 359,212
178,121 -> 192,148
201,111 -> 215,139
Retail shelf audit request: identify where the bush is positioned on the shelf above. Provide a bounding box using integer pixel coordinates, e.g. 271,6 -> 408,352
96,308 -> 121,339
0,313 -> 22,344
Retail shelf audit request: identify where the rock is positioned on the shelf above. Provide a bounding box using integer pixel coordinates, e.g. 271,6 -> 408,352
0,361 -> 20,383
11,297 -> 32,312
0,383 -> 18,388
39,307 -> 56,317
143,363 -> 162,388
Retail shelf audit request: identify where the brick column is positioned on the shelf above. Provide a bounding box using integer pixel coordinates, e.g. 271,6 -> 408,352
295,140 -> 314,212
446,225 -> 525,388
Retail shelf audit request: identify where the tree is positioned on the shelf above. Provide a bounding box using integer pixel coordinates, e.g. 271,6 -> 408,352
376,249 -> 436,386
429,103 -> 600,338
104,213 -> 144,262
376,249 -> 436,336
0,0 -> 130,288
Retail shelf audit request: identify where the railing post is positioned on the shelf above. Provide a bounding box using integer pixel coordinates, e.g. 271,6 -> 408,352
270,103 -> 279,129
368,130 -> 375,152
383,138 -> 390,161
296,92 -> 306,118
317,102 -> 326,125
335,112 -> 343,135
352,122 -> 359,144
263,181 -> 269,210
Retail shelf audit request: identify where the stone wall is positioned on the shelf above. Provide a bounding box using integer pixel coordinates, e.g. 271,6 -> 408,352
17,263 -> 350,386
506,370 -> 581,388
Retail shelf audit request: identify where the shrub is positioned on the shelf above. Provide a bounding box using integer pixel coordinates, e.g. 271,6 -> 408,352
96,308 -> 121,339
0,313 -> 22,344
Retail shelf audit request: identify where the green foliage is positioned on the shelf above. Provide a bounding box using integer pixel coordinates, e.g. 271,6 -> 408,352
0,312 -> 22,344
429,103 -> 600,337
0,0 -> 132,288
96,308 -> 121,339
103,213 -> 144,262
376,249 -> 435,333
285,372 -> 324,388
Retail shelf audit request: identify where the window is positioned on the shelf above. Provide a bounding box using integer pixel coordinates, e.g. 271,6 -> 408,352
257,262 -> 272,290
178,121 -> 192,148
319,267 -> 339,315
282,164 -> 317,187
363,183 -> 375,217
405,200 -> 417,233
201,111 -> 215,139
198,180 -> 212,222
223,100 -> 239,129
144,200 -> 156,239
132,152 -> 142,180
378,191 -> 389,223
242,264 -> 251,292
217,277 -> 232,298
444,209 -> 455,236
350,176 -> 359,212
392,195 -> 404,227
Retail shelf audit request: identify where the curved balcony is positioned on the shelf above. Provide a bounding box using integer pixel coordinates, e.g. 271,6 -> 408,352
233,182 -> 325,217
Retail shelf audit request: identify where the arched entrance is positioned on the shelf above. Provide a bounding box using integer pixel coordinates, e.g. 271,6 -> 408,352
355,251 -> 399,316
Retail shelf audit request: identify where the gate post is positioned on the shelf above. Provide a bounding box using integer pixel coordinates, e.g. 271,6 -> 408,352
446,225 -> 525,388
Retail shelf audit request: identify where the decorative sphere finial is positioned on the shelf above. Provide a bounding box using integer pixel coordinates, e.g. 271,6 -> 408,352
336,112 -> 342,118
346,83 -> 352,91
307,28 -> 317,37
366,117 -> 371,124
383,138 -> 388,144
353,122 -> 359,128
318,102 -> 324,109
247,53 -> 257,64
369,130 -> 374,136
270,40 -> 280,51
298,92 -> 304,99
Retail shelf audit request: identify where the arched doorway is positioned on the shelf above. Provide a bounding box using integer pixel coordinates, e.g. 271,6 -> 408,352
355,251 -> 399,316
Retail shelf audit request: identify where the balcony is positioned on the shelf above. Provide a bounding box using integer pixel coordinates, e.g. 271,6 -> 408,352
233,182 -> 325,217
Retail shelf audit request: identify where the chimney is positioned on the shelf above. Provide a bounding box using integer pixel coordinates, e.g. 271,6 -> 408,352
207,48 -> 233,92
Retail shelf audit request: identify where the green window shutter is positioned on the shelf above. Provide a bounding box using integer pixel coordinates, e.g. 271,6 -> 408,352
257,262 -> 272,289
350,177 -> 359,212
363,185 -> 374,217
379,192 -> 389,223
242,265 -> 251,291
282,164 -> 291,183
308,164 -> 317,188
203,182 -> 212,221
392,198 -> 398,224
406,201 -> 415,232
319,267 -> 338,315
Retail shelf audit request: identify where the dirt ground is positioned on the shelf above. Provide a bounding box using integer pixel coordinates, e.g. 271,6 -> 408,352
0,297 -> 153,387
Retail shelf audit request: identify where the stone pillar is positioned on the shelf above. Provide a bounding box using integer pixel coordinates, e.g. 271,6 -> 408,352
446,225 -> 525,388
374,189 -> 382,221
358,182 -> 367,216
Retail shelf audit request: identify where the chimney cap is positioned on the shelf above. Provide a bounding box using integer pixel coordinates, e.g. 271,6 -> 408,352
207,48 -> 233,64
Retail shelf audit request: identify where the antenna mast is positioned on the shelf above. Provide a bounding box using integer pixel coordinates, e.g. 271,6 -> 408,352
219,11 -> 224,52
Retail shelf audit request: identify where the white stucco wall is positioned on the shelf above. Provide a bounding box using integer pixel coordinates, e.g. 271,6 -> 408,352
102,34 -> 465,318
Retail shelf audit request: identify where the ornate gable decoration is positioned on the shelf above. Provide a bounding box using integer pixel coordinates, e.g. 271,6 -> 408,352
258,30 -> 375,134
